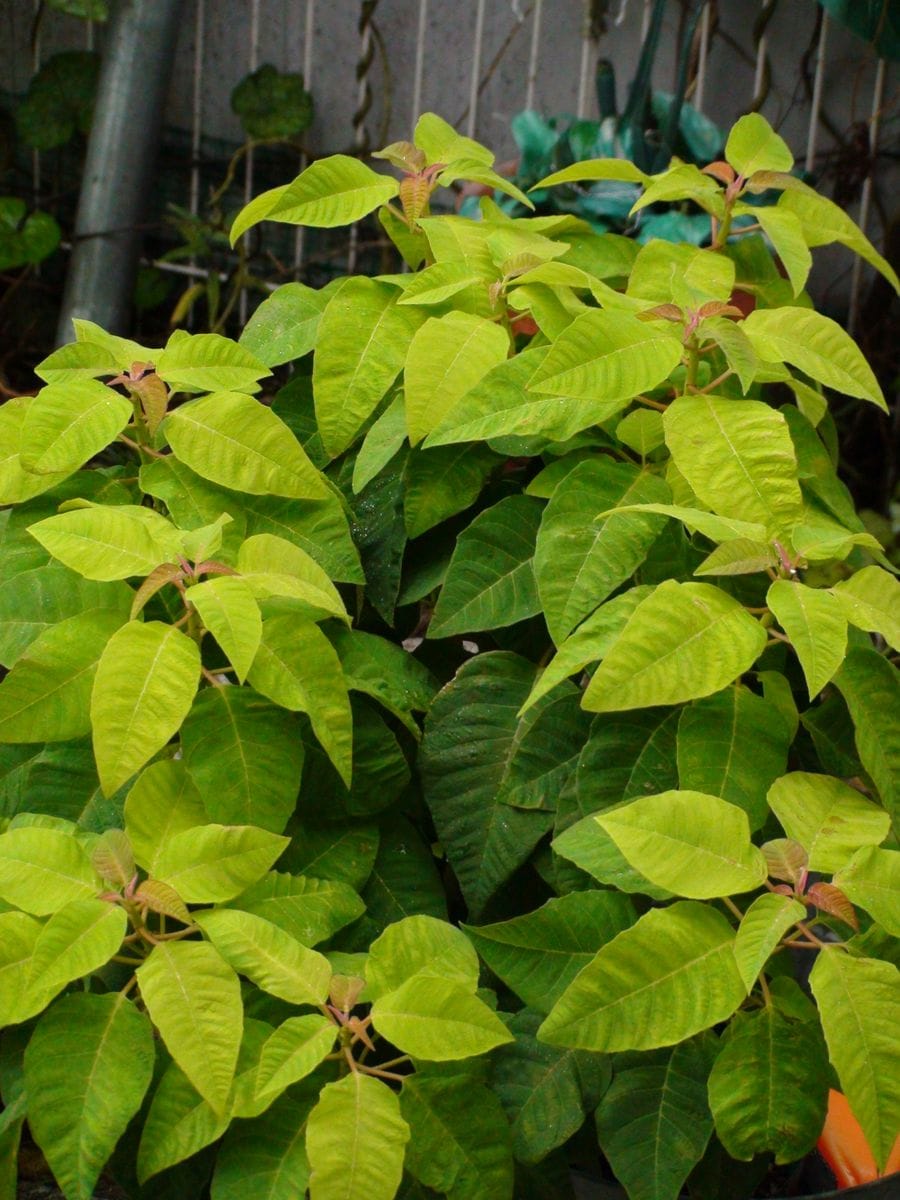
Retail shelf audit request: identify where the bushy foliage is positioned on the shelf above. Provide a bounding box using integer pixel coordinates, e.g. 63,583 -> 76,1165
0,112 -> 898,1200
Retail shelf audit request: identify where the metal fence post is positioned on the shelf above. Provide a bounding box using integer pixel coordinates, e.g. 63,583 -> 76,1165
55,0 -> 185,346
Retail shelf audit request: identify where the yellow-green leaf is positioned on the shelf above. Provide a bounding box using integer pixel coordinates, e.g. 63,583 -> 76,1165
583,581 -> 767,713
767,580 -> 847,700
164,391 -> 328,499
137,941 -> 242,1114
187,576 -> 262,683
597,790 -> 768,898
405,311 -> 509,445
743,307 -> 886,410
663,395 -> 803,537
91,621 -> 200,796
20,380 -> 132,475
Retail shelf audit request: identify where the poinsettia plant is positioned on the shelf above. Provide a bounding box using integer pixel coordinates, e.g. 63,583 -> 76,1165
0,111 -> 898,1200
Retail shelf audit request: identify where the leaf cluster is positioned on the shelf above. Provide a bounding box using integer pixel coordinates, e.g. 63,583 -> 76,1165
0,111 -> 898,1200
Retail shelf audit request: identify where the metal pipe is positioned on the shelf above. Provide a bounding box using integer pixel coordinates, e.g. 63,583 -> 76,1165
55,0 -> 185,346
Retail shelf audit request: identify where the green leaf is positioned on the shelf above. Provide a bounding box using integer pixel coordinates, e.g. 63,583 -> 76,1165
538,902 -> 745,1051
749,207 -> 811,297
419,654 -> 557,916
240,283 -> 327,367
349,449 -> 408,623
211,1092 -> 315,1200
229,184 -> 289,245
180,685 -> 305,832
733,893 -> 807,990
395,261 -> 482,306
266,155 -> 398,229
231,63 -> 312,139
405,312 -> 509,445
616,409 -> 665,457
465,891 -> 635,1014
248,615 -> 352,785
832,566 -> 900,652
534,460 -> 669,643
0,610 -> 123,742
743,307 -> 886,410
700,316 -> 760,393
187,576 -> 261,683
767,771 -> 891,871
595,1035 -> 717,1200
834,648 -> 900,820
528,311 -> 682,406
306,1073 -> 409,1200
767,580 -> 847,700
24,994 -> 154,1200
313,278 -> 424,458
709,1007 -> 828,1163
34,340 -> 120,386
195,908 -> 331,1005
694,537 -> 777,577
835,847 -> 900,936
231,871 -> 364,945
366,914 -> 480,1001
439,159 -> 533,208
810,950 -> 900,1171
677,687 -> 792,830
20,380 -> 131,475
534,157 -> 649,188
154,823 -> 287,903
137,940 -> 242,1113
164,391 -> 328,499
403,443 -> 500,539
255,1015 -> 337,1099
136,1060 -> 230,1184
600,504 -> 767,546
597,790 -> 767,898
28,503 -> 182,580
0,826 -> 99,914
492,1008 -> 608,1164
0,398 -> 71,506
414,112 -> 495,167
400,1072 -> 514,1200
27,898 -> 126,998
237,532 -> 347,622
778,187 -> 900,294
155,331 -> 269,395
354,817 -> 447,937
15,49 -> 98,149
0,911 -> 50,1026
521,588 -> 653,716
279,820 -> 378,891
726,113 -> 793,175
352,395 -> 407,493
371,976 -> 513,1060
423,346 -> 621,447
663,395 -> 803,536
430,496 -> 543,637
583,581 -> 767,713
123,759 -> 206,873
628,243 -> 735,306
324,626 -> 437,734
91,620 -> 200,796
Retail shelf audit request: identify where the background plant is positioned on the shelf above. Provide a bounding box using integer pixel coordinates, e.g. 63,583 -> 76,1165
0,110 -> 898,1200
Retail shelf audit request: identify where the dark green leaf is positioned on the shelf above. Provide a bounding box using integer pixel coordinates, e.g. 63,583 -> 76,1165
231,65 -> 313,139
180,686 -> 305,833
595,1034 -> 717,1200
420,654 -> 560,916
676,687 -> 792,830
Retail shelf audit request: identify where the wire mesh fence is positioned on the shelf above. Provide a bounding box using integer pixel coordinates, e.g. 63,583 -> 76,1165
0,0 -> 896,332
